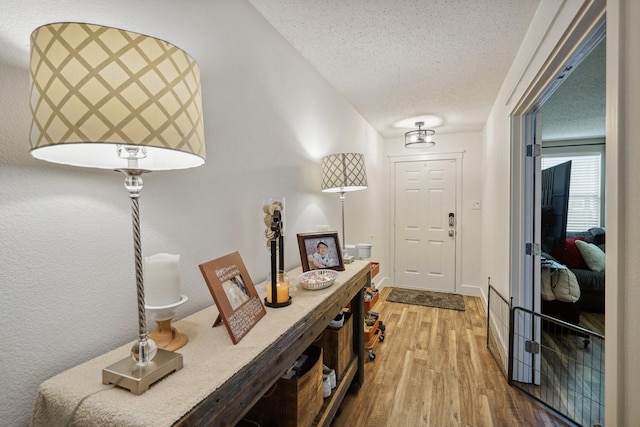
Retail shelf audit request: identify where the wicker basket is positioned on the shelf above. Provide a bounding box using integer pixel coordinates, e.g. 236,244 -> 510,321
248,345 -> 323,427
317,312 -> 353,381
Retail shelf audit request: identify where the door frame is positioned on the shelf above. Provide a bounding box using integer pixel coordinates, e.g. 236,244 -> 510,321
509,0 -> 605,310
508,0 -> 606,384
389,152 -> 463,292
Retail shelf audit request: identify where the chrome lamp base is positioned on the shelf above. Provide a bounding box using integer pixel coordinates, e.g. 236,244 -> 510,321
102,349 -> 183,395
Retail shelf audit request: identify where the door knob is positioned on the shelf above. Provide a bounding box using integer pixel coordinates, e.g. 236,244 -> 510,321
448,230 -> 455,237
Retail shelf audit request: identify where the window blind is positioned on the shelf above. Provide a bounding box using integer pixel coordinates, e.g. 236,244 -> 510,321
542,154 -> 601,232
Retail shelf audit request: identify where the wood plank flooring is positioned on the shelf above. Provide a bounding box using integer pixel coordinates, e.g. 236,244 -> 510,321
579,311 -> 604,335
332,287 -> 570,427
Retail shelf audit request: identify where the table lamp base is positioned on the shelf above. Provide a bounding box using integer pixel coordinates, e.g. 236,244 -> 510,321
102,349 -> 183,395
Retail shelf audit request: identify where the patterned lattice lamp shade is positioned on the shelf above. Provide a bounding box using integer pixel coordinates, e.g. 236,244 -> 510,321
320,153 -> 368,193
29,22 -> 206,169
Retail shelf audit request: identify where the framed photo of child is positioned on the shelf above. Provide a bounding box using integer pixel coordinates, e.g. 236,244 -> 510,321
297,231 -> 345,272
199,251 -> 266,344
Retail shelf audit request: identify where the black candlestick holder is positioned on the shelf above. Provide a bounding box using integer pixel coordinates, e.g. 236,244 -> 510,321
265,211 -> 291,308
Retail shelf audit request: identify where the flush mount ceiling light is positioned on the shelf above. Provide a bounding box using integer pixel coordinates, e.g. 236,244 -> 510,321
405,122 -> 435,148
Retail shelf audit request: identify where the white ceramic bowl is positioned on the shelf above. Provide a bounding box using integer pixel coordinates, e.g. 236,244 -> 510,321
297,269 -> 338,290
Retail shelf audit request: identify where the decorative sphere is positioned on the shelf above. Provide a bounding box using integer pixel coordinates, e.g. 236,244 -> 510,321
124,175 -> 143,193
131,337 -> 158,364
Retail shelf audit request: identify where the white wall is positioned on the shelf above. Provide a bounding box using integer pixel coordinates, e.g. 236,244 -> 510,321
0,2 -> 387,425
384,132 -> 484,295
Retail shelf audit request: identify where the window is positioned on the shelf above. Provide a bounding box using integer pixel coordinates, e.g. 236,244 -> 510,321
542,149 -> 603,232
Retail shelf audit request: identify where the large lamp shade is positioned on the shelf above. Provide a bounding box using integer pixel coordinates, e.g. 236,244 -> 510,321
29,22 -> 206,169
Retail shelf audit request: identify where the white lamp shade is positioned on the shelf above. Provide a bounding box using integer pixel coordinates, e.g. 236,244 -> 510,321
29,22 -> 206,170
321,153 -> 368,193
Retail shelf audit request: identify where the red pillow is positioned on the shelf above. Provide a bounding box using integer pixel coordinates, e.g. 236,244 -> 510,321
551,237 -> 588,269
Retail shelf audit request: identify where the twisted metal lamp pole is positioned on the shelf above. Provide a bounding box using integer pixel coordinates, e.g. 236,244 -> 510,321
339,191 -> 346,254
124,170 -> 155,363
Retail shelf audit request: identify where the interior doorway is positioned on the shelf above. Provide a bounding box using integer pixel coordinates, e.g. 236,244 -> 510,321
537,37 -> 606,330
527,28 -> 606,324
510,9 -> 605,313
507,3 -> 606,422
391,153 -> 462,292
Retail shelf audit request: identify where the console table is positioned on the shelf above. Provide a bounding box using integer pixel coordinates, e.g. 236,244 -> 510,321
32,260 -> 369,427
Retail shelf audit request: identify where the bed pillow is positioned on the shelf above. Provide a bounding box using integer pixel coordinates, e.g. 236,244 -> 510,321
541,268 -> 556,301
551,237 -> 588,269
550,267 -> 581,303
575,239 -> 605,272
589,227 -> 606,246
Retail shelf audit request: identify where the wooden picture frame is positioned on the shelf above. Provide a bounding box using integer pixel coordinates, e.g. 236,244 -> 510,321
297,231 -> 345,272
199,251 -> 266,344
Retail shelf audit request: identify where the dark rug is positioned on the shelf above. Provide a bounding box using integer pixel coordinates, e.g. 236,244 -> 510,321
387,287 -> 466,311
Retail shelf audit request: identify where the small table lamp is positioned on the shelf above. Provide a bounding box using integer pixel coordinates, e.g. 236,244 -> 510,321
29,22 -> 206,394
320,153 -> 368,261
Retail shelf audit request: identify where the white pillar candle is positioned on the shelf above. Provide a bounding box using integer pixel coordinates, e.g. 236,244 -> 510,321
145,253 -> 181,306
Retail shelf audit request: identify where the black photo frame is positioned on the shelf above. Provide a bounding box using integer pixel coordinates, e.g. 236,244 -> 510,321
297,231 -> 345,272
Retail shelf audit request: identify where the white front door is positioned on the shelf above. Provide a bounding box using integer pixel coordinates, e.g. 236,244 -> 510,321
394,159 -> 457,292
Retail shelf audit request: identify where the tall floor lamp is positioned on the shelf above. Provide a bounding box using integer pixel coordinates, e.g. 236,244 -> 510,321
29,22 -> 206,394
320,153 -> 368,260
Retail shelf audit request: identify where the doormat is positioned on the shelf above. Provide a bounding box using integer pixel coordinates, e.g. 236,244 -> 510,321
387,287 -> 466,311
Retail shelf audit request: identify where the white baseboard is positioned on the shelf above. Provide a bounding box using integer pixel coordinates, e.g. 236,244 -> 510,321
459,283 -> 483,299
373,276 -> 390,289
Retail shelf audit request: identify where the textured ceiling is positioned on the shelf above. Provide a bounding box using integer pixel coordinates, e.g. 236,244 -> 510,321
247,0 -> 541,137
0,0 -> 603,141
540,38 -> 606,141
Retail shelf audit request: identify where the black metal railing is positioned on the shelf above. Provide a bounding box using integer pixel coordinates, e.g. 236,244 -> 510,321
509,306 -> 605,427
487,285 -> 511,377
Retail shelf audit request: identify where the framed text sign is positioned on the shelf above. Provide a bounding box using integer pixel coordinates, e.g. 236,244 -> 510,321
199,251 -> 266,344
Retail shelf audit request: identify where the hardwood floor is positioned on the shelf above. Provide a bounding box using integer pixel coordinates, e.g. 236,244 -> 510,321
579,311 -> 604,336
332,287 -> 570,427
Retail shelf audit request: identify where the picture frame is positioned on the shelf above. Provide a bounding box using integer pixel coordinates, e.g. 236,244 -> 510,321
198,251 -> 266,344
297,231 -> 345,272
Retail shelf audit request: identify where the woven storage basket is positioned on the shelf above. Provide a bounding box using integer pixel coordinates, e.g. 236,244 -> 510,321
317,312 -> 353,381
248,345 -> 323,427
